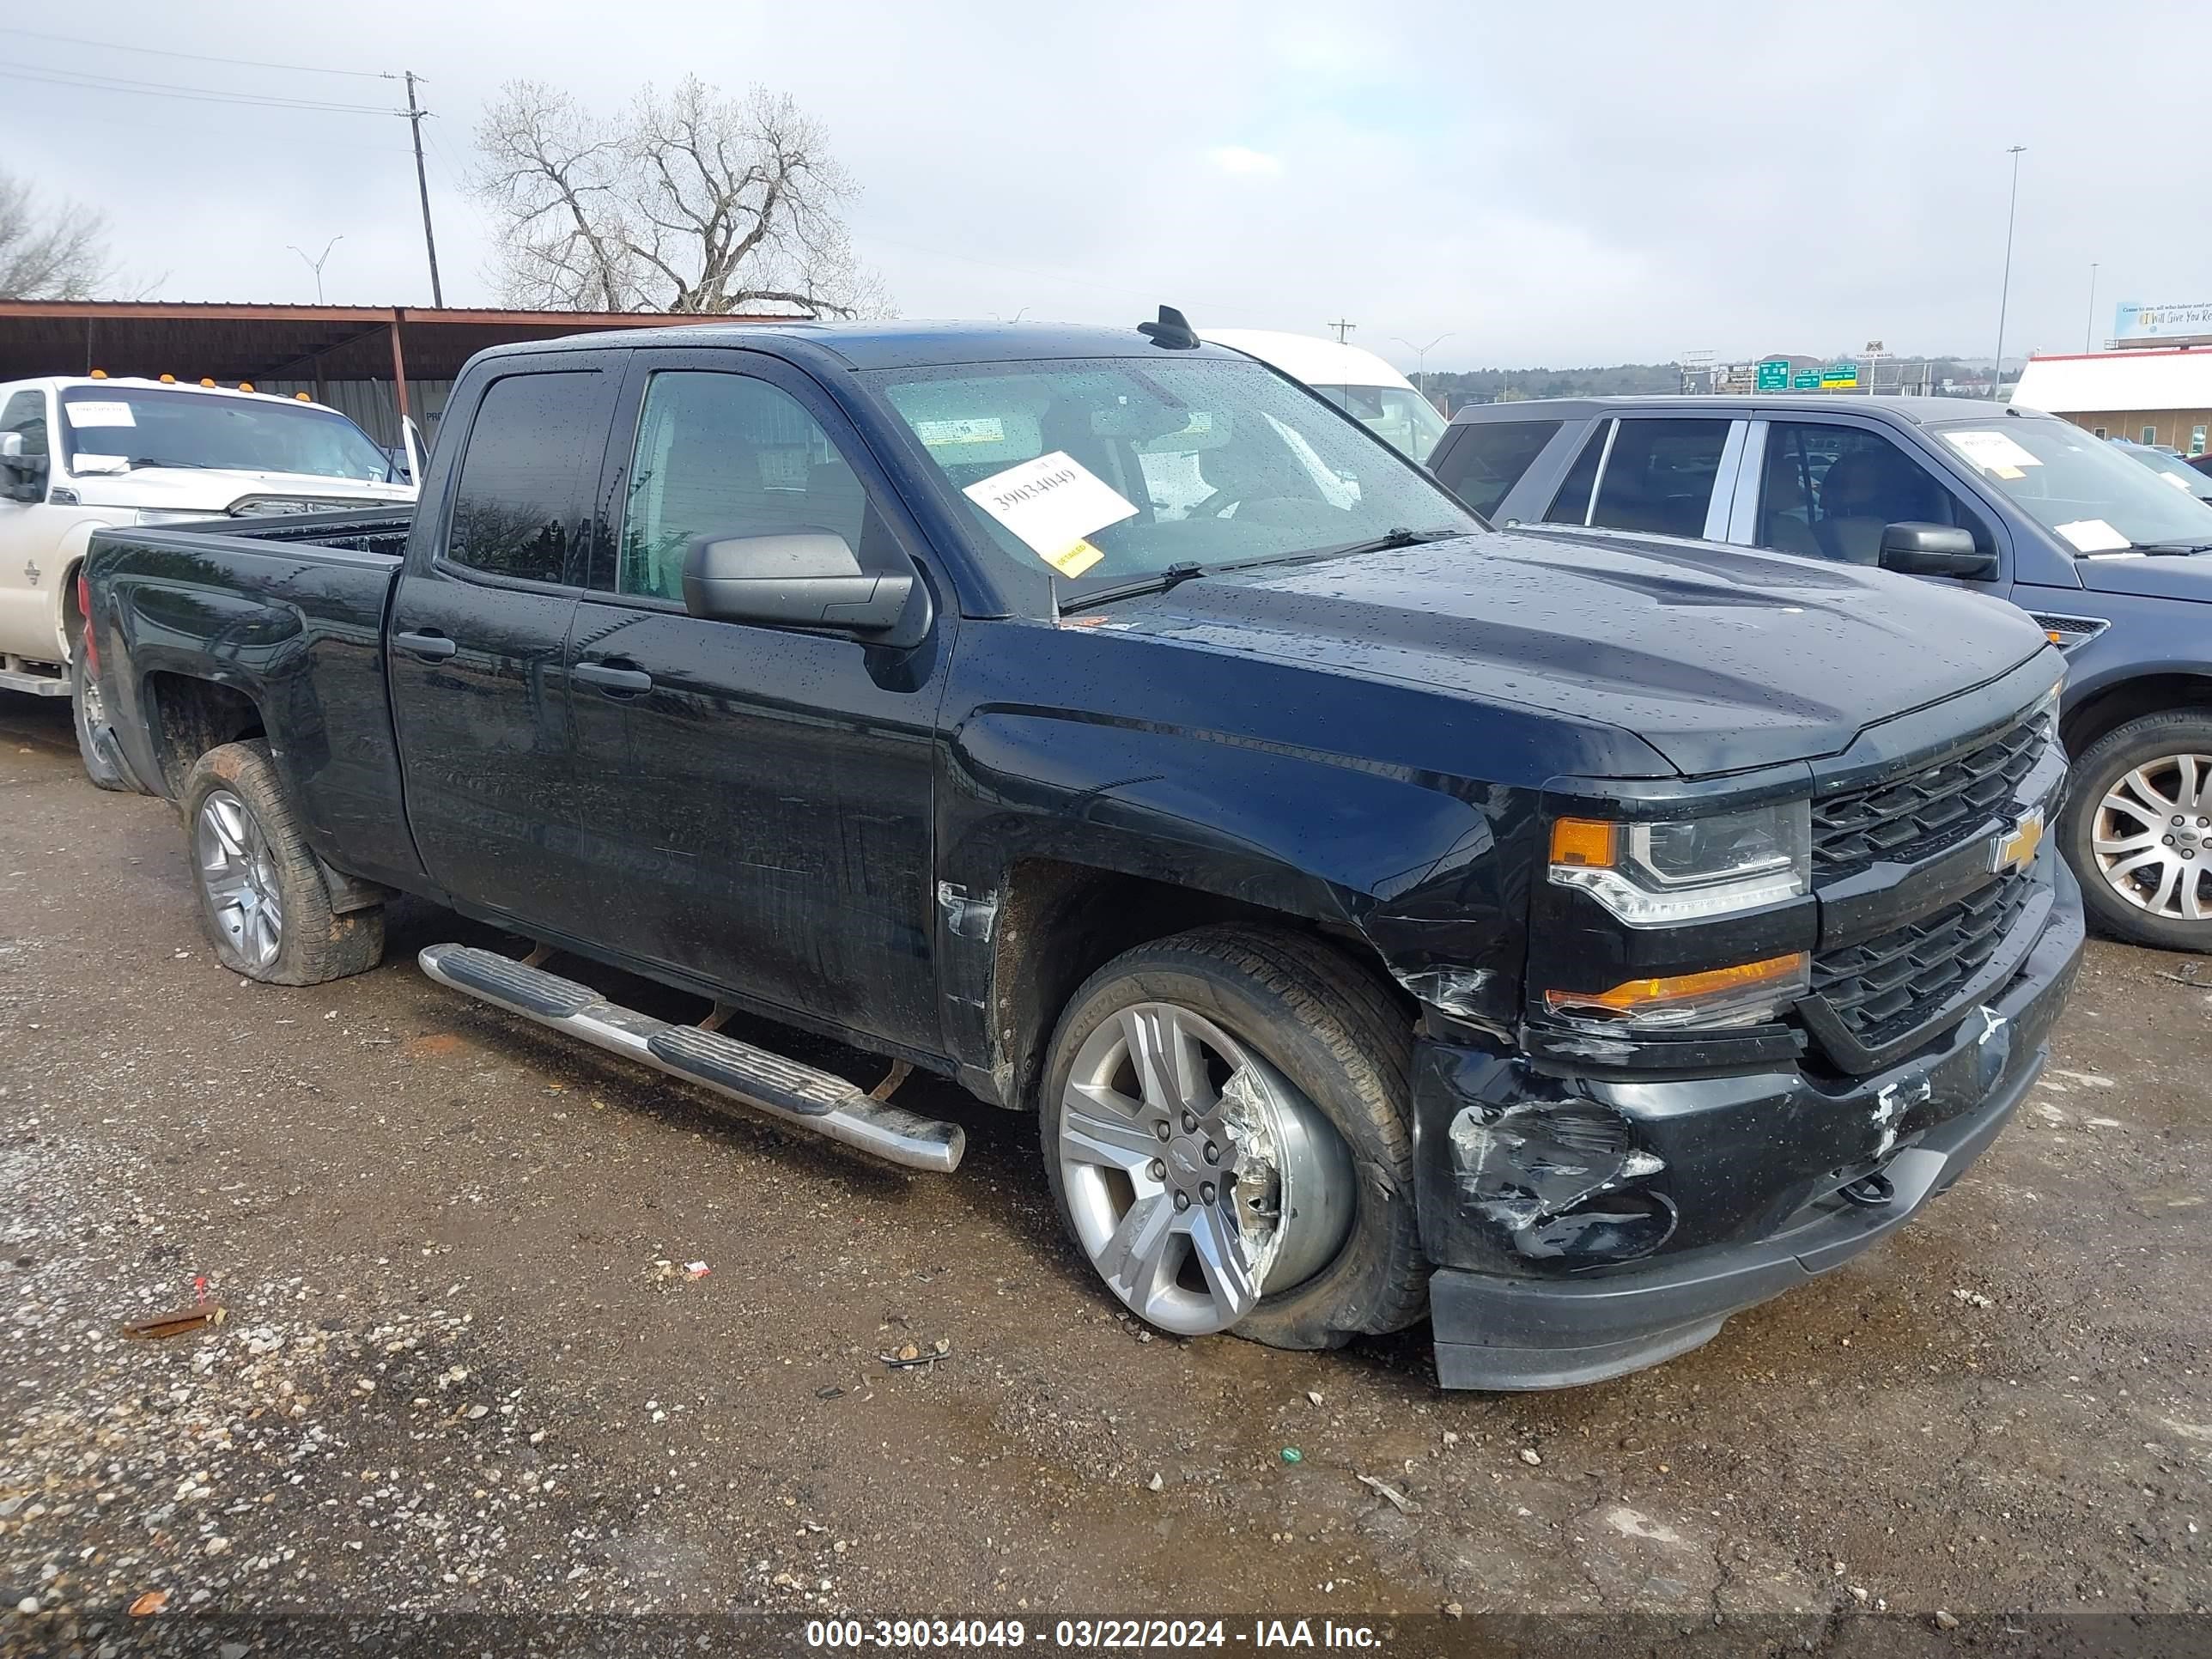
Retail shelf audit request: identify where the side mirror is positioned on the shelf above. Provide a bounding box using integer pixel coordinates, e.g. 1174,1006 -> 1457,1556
1880,521 -> 1998,580
682,528 -> 917,635
0,433 -> 45,501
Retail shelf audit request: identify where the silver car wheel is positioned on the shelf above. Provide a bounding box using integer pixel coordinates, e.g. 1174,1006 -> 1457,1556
195,787 -> 284,969
2093,751 -> 2212,921
1057,1002 -> 1355,1337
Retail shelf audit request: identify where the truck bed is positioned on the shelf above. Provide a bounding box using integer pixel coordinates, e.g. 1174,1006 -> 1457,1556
155,505 -> 416,559
85,508 -> 422,891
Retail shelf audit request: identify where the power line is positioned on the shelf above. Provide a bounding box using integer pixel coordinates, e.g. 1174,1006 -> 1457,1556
0,85 -> 416,155
0,62 -> 395,114
0,25 -> 392,79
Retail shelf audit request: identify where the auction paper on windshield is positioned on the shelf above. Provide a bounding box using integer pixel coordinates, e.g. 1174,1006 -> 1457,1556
963,451 -> 1137,578
2055,519 -> 2130,554
1940,429 -> 2040,481
64,401 -> 136,428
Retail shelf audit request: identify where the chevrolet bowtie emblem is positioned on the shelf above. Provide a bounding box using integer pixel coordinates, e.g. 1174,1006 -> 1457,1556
1991,807 -> 2045,875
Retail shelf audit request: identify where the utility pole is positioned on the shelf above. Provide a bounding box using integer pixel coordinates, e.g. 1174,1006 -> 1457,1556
1327,319 -> 1357,344
2085,262 -> 2100,353
402,70 -> 445,307
1991,143 -> 2026,400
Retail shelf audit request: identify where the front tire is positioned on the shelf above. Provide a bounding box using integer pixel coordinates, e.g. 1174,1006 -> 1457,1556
179,741 -> 385,985
70,632 -> 142,793
2066,709 -> 2212,952
1039,925 -> 1425,1352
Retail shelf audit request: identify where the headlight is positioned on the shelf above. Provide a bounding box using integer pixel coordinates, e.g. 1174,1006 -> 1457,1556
1548,802 -> 1810,927
133,508 -> 222,526
2030,680 -> 2063,744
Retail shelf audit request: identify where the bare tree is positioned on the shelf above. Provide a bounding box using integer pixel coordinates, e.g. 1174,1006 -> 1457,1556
473,77 -> 888,318
0,171 -> 112,300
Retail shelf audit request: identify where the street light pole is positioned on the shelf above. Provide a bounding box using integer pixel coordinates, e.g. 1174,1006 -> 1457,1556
1992,144 -> 2027,400
288,235 -> 343,306
1392,333 -> 1455,401
2085,262 -> 2100,353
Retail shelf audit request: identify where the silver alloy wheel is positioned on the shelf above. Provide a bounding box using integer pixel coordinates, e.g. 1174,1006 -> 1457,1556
77,660 -> 105,729
195,787 -> 284,969
1057,1002 -> 1354,1337
2093,752 -> 2212,922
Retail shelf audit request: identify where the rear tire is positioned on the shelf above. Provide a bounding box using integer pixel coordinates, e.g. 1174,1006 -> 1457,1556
2066,709 -> 2212,953
70,632 -> 141,793
179,740 -> 385,985
1039,924 -> 1425,1352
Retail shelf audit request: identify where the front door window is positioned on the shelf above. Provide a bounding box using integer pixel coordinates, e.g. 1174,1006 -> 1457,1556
1757,422 -> 1990,564
616,371 -> 872,604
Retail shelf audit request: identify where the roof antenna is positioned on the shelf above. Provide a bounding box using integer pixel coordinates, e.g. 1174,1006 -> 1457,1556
1139,306 -> 1200,349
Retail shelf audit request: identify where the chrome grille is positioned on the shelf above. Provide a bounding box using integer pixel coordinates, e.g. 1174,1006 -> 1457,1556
1812,714 -> 2045,876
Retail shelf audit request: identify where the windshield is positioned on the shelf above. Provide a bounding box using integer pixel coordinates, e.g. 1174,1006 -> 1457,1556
1308,382 -> 1449,460
58,387 -> 394,483
1930,417 -> 2212,551
872,358 -> 1479,594
2118,441 -> 2212,503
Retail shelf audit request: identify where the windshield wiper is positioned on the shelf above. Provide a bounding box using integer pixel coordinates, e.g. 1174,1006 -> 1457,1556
1058,527 -> 1467,613
2128,540 -> 2212,556
1243,526 -> 1465,565
1060,561 -> 1210,612
126,456 -> 213,470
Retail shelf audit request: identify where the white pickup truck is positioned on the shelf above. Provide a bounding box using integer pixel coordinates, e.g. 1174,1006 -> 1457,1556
0,375 -> 416,787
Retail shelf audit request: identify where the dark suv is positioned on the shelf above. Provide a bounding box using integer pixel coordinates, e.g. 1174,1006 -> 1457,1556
1432,395 -> 2212,953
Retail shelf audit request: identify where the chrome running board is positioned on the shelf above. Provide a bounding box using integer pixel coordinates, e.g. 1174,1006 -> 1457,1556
417,943 -> 963,1174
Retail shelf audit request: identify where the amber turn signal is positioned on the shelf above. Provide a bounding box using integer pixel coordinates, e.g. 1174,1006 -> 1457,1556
1545,951 -> 1809,1018
1549,817 -> 1617,869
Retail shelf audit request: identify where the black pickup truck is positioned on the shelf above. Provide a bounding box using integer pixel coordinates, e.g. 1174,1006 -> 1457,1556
83,314 -> 2084,1389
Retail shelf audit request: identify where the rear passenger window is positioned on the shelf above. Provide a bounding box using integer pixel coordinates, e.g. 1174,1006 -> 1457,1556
444,371 -> 605,585
1586,419 -> 1730,538
1434,419 -> 1560,518
614,372 -> 869,603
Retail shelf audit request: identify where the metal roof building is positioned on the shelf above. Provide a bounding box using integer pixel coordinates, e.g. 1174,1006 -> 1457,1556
0,301 -> 781,447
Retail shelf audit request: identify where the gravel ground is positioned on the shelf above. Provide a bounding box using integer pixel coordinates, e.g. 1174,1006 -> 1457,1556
2,694 -> 2208,1655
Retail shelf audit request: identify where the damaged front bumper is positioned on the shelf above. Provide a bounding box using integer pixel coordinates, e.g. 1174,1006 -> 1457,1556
1414,860 -> 2084,1391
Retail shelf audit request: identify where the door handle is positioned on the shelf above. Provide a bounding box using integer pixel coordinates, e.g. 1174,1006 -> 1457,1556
574,659 -> 654,696
394,629 -> 458,661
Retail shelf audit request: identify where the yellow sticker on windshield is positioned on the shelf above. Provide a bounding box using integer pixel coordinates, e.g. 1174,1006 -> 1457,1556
1042,538 -> 1104,578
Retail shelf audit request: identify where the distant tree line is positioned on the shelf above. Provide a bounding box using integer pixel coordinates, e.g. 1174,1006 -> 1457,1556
1425,356 -> 2000,408
1425,364 -> 1686,404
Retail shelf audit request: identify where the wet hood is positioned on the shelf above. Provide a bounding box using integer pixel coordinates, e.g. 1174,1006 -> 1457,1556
1097,528 -> 2050,777
2073,551 -> 2212,603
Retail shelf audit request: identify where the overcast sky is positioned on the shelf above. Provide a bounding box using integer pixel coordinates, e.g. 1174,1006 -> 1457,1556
8,0 -> 2207,374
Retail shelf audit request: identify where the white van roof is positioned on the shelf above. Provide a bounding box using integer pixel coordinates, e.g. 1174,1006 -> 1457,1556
1201,330 -> 1419,394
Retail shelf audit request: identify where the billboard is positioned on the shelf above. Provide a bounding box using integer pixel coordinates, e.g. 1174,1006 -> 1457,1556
2114,301 -> 2212,343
